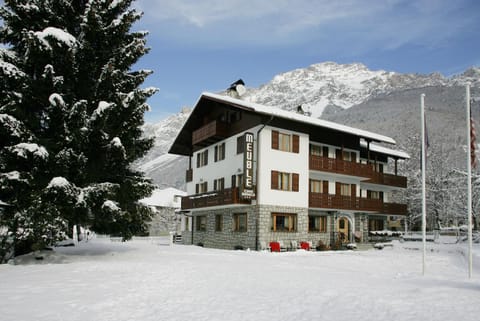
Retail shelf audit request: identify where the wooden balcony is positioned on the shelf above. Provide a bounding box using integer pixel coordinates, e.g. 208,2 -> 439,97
181,187 -> 251,210
365,172 -> 407,188
309,192 -> 407,215
192,120 -> 228,146
309,155 -> 372,178
309,155 -> 407,188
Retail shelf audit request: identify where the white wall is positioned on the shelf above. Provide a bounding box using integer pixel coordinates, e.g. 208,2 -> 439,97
187,126 -> 262,195
257,126 -> 309,207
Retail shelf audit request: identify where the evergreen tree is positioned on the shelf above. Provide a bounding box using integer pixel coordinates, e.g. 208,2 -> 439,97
0,0 -> 156,260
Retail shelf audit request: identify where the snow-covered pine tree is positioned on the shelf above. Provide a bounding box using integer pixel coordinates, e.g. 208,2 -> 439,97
0,0 -> 156,260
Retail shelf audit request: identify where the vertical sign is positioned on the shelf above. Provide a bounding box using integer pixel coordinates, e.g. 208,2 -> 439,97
242,132 -> 255,198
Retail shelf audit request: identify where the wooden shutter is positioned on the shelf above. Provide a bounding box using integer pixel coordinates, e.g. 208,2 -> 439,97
271,170 -> 279,189
205,150 -> 208,166
380,191 -> 384,201
336,149 -> 342,160
292,173 -> 299,192
196,184 -> 199,194
272,130 -> 279,150
292,135 -> 299,153
221,143 -> 225,160
335,182 -> 341,195
379,163 -> 384,173
351,152 -> 356,162
323,181 -> 329,194
196,154 -> 200,168
214,146 -> 218,162
351,184 -> 356,198
214,179 -> 217,191
231,175 -> 236,188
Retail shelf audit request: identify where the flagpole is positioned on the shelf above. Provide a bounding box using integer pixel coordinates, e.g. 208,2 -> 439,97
466,84 -> 473,279
421,93 -> 427,276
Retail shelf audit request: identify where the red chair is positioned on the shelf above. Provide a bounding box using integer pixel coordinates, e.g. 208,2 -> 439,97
300,242 -> 310,251
269,241 -> 281,252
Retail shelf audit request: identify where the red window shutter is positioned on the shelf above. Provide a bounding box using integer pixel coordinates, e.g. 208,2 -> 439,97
272,131 -> 279,150
214,146 -> 218,162
323,181 -> 329,194
271,170 -> 279,189
335,182 -> 341,195
351,152 -> 356,162
351,184 -> 356,198
292,173 -> 299,192
292,135 -> 299,153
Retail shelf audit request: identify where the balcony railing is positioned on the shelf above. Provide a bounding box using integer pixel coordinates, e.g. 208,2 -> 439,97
192,120 -> 228,146
309,155 -> 372,178
309,155 -> 407,188
309,192 -> 407,215
181,187 -> 251,210
366,172 -> 407,188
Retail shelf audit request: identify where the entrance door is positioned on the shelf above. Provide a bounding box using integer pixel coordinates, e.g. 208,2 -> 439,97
338,217 -> 349,243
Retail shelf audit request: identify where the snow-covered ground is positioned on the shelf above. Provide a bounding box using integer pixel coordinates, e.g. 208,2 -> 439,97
0,239 -> 479,321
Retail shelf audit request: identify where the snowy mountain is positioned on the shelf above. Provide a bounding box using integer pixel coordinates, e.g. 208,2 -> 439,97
136,62 -> 480,192
243,62 -> 449,117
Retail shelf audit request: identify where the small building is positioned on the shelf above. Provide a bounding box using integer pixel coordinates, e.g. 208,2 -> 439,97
139,187 -> 186,236
168,93 -> 409,250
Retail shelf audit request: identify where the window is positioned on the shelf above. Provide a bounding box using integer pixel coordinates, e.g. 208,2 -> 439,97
367,190 -> 380,199
310,179 -> 323,193
195,182 -> 208,194
272,213 -> 297,232
237,135 -> 245,154
214,143 -> 225,162
196,216 -> 206,231
271,171 -> 299,191
196,150 -> 208,168
340,183 -> 351,197
309,216 -> 327,232
233,213 -> 247,232
215,215 -> 223,232
272,131 -> 299,153
213,178 -> 225,191
369,218 -> 384,231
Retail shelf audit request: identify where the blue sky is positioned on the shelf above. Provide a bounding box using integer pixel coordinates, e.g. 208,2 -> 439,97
133,0 -> 480,123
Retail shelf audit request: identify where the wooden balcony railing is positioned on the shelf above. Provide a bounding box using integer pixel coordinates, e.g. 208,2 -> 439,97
309,192 -> 407,215
192,120 -> 228,146
181,187 -> 251,210
309,155 -> 407,188
366,172 -> 407,188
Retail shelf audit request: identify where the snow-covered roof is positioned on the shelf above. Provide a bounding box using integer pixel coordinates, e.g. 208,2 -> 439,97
140,187 -> 186,208
201,92 -> 397,145
360,141 -> 410,159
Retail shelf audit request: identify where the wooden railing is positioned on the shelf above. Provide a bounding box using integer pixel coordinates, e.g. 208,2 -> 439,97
192,120 -> 228,146
309,192 -> 407,215
309,155 -> 407,188
181,187 -> 251,210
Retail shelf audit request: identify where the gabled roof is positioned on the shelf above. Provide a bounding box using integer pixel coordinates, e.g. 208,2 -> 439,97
202,92 -> 396,144
169,92 -> 405,157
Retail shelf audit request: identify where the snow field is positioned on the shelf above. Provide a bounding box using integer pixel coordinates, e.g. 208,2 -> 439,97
0,239 -> 479,321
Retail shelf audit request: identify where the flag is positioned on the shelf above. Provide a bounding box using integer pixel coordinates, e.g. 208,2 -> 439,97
470,113 -> 477,168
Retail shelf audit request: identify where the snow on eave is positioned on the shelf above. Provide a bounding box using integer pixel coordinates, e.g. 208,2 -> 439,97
201,92 -> 396,145
360,141 -> 410,159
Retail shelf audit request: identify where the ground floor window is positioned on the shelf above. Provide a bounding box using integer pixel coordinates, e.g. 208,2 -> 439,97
369,218 -> 384,231
272,213 -> 297,232
215,214 -> 223,232
196,215 -> 206,231
308,216 -> 327,232
233,213 -> 247,232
